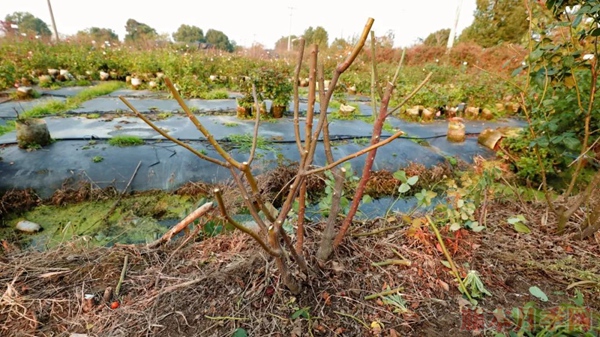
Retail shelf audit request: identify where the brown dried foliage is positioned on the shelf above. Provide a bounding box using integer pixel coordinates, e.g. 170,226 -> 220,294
0,189 -> 41,218
257,164 -> 325,207
404,42 -> 527,74
50,181 -> 119,206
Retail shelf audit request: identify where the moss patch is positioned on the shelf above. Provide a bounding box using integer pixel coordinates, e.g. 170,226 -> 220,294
1,192 -> 200,249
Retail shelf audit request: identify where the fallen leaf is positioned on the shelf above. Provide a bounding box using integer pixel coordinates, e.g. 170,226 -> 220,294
322,292 -> 331,305
457,297 -> 471,309
371,321 -> 383,334
437,279 -> 450,292
529,286 -> 548,302
331,261 -> 345,272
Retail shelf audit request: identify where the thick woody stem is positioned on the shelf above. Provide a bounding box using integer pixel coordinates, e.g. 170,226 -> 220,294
295,181 -> 307,255
248,83 -> 262,165
268,226 -> 301,294
214,188 -> 279,257
293,38 -> 306,154
272,18 -> 375,245
228,167 -> 269,233
333,80 -> 396,248
316,167 -> 346,261
119,96 -> 229,168
164,77 -> 243,170
305,44 -> 318,154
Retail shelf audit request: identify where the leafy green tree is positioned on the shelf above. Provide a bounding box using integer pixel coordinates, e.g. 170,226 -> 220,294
506,0 -> 600,236
172,24 -> 205,43
205,29 -> 233,52
303,26 -> 329,49
424,28 -> 450,46
459,0 -> 528,47
124,19 -> 157,42
77,27 -> 119,42
4,12 -> 51,37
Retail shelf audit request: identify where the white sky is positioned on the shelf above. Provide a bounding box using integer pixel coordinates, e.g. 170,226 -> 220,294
2,0 -> 477,48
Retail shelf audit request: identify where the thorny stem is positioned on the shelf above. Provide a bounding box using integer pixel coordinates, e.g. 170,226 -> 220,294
164,77 -> 243,170
268,226 -> 301,294
293,38 -> 306,154
316,167 -> 346,262
214,188 -> 279,257
307,18 -> 375,164
333,80 -> 396,248
304,129 -> 404,176
228,167 -> 269,233
332,52 -> 409,249
119,96 -> 229,168
318,64 -> 335,166
305,44 -> 318,155
240,163 -> 274,222
248,83 -> 261,166
370,31 -> 382,108
272,17 -> 374,257
295,181 -> 307,255
387,72 -> 433,116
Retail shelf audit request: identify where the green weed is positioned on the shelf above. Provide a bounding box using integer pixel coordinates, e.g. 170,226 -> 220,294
108,135 -> 144,147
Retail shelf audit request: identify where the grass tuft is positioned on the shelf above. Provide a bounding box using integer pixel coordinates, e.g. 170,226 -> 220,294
108,135 -> 144,147
0,82 -> 124,136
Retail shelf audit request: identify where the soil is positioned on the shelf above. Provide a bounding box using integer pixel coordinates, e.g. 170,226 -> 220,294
1,168 -> 599,336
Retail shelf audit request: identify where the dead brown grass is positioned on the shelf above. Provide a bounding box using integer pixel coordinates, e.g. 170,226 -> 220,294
0,189 -> 41,218
1,196 -> 598,336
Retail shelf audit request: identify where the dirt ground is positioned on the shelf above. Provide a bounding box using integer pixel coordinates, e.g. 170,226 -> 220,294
1,192 -> 599,337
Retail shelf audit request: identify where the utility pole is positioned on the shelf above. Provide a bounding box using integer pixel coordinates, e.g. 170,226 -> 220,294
46,0 -> 59,41
287,6 -> 294,51
446,0 -> 464,50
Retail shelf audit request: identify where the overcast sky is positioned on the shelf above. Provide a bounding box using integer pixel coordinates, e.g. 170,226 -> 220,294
2,0 -> 477,48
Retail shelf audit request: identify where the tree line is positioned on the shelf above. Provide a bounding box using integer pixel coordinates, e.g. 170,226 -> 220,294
1,13 -> 235,52
3,1 -> 530,52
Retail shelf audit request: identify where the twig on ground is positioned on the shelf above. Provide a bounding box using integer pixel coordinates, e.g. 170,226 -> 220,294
364,287 -> 404,300
333,311 -> 369,328
371,259 -> 411,267
147,202 -> 215,249
204,315 -> 249,321
351,225 -> 404,237
114,255 -> 128,297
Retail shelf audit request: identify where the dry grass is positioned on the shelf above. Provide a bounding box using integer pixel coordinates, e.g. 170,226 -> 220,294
0,189 -> 41,218
1,196 -> 598,336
